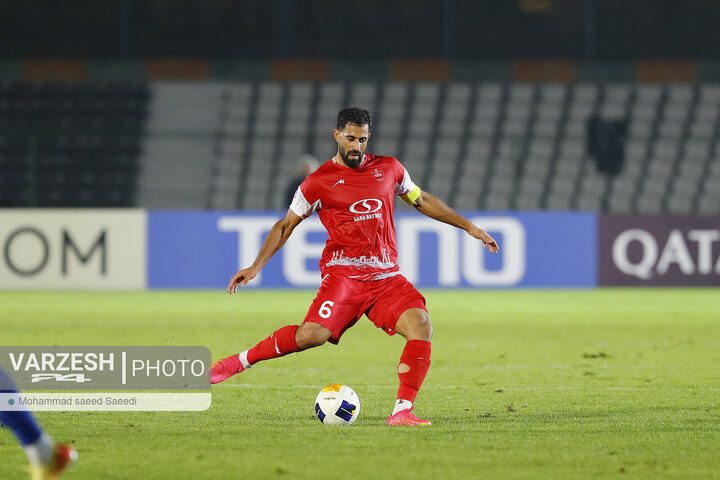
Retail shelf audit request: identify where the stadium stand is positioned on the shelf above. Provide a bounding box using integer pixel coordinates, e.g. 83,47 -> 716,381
135,81 -> 720,214
0,81 -> 148,207
3,79 -> 717,213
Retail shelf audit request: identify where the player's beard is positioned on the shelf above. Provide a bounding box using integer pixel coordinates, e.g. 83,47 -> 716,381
341,148 -> 363,168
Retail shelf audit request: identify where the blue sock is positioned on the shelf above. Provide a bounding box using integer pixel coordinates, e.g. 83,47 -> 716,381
0,397 -> 43,445
0,368 -> 43,446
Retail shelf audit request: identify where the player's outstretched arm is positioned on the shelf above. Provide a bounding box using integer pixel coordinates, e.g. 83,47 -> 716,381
227,210 -> 304,293
411,190 -> 499,253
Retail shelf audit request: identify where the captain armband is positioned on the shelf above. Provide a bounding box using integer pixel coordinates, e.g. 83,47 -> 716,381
399,186 -> 422,206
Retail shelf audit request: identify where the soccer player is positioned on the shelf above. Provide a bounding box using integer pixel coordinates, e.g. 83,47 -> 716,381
0,368 -> 77,479
211,108 -> 499,425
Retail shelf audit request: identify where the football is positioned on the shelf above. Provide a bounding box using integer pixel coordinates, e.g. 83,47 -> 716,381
314,384 -> 361,425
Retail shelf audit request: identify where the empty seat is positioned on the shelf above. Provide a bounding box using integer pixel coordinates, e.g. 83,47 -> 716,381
607,194 -> 633,213
635,85 -> 662,104
1,81 -> 149,207
446,83 -> 472,104
478,83 -> 504,103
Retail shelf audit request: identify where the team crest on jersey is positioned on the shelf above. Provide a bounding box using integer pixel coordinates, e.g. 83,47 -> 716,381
371,169 -> 384,181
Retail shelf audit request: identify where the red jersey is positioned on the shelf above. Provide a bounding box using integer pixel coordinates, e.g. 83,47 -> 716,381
289,153 -> 418,281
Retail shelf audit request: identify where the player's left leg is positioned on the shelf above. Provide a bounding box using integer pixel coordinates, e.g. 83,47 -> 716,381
386,308 -> 433,425
1,368 -> 77,479
365,276 -> 433,425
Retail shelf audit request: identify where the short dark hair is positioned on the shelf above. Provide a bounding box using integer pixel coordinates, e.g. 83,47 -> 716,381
337,107 -> 372,131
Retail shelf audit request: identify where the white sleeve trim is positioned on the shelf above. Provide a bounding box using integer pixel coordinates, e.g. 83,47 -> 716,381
289,186 -> 322,218
394,167 -> 417,196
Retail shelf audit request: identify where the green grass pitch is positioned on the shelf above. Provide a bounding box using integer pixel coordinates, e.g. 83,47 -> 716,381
1,289 -> 719,479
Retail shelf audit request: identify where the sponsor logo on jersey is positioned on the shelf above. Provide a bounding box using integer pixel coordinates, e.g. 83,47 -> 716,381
349,199 -> 384,222
371,169 -> 384,181
349,199 -> 382,214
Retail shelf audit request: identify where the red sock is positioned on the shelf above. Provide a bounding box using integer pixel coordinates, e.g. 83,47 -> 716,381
396,339 -> 432,403
246,325 -> 302,365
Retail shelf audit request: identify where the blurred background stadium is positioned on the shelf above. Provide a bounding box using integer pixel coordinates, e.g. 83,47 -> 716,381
1,1 -> 719,289
1,0 -> 719,213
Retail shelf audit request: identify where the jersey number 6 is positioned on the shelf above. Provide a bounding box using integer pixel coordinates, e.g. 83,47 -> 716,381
318,301 -> 334,319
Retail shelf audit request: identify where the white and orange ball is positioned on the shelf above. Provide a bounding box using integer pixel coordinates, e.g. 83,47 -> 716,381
314,384 -> 360,425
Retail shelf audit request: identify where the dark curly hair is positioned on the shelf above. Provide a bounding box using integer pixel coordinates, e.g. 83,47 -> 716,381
337,107 -> 372,131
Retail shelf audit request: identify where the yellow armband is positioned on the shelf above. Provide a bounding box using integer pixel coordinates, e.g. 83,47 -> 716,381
400,186 -> 422,206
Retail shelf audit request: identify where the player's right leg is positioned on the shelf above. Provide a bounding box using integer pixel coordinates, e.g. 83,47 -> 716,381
211,274 -> 363,384
210,323 -> 331,384
1,368 -> 77,479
